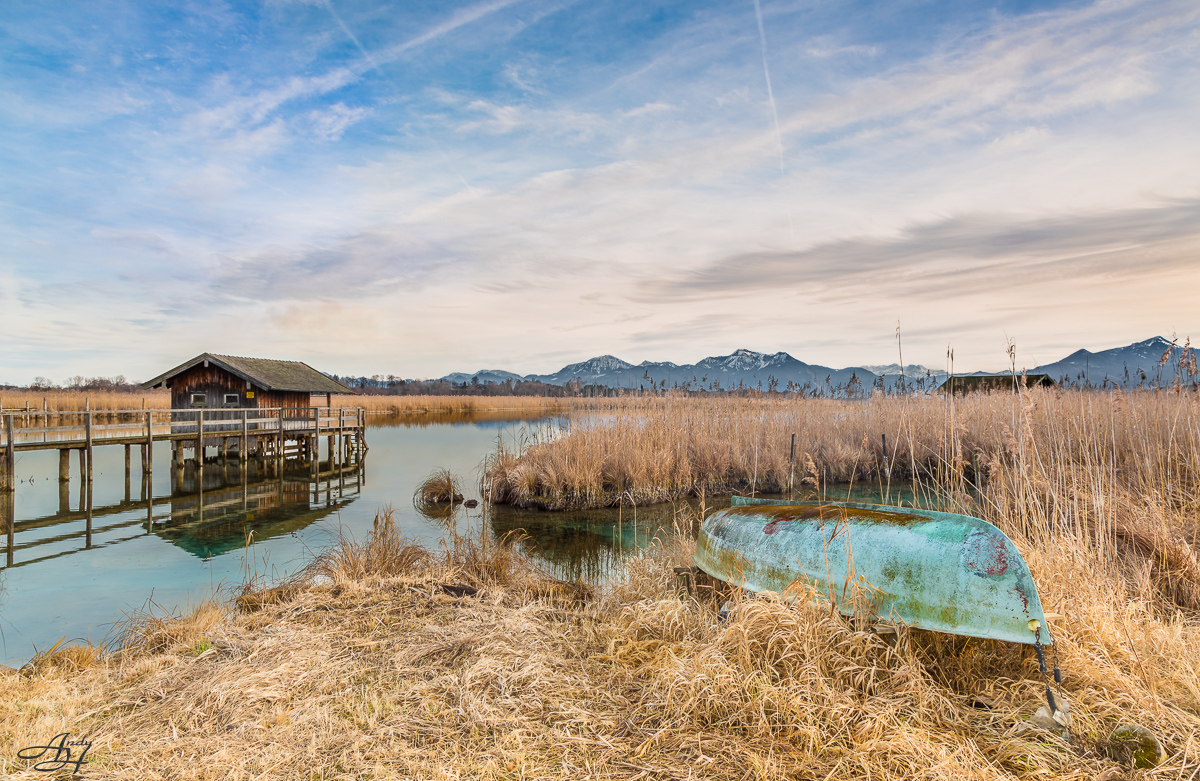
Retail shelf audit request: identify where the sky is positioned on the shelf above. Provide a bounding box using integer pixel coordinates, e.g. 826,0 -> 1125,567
1,0 -> 1198,383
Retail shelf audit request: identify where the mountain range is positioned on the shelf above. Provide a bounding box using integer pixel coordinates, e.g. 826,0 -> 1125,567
439,337 -> 1190,392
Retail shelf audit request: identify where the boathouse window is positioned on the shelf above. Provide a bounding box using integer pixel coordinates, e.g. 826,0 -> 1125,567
223,393 -> 239,406
190,393 -> 207,407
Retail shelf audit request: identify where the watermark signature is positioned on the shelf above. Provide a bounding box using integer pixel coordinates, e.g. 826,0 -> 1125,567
17,732 -> 93,773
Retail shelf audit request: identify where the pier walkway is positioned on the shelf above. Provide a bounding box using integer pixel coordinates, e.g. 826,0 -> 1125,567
0,406 -> 367,489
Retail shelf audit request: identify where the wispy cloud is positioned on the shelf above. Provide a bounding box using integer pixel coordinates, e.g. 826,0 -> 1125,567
655,199 -> 1200,299
1,0 -> 1198,380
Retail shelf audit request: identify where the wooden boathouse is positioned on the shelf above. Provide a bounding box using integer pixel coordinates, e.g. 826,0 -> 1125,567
1,353 -> 365,493
143,352 -> 355,413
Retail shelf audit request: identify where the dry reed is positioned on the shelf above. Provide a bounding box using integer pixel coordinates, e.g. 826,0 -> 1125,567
4,505 -> 1198,779
413,469 -> 465,505
5,392 -> 1200,779
344,395 -> 578,414
0,388 -> 169,411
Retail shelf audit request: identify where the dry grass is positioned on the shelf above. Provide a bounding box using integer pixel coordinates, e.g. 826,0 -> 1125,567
3,507 -> 1199,779
483,392 -> 1200,511
5,391 -> 1200,779
413,469 -> 465,506
345,395 -> 579,414
0,388 -> 169,411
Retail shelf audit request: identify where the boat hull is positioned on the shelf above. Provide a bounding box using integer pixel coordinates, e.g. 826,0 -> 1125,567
694,498 -> 1051,645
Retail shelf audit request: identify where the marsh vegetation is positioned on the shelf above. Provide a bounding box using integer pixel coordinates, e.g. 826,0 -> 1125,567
4,389 -> 1199,779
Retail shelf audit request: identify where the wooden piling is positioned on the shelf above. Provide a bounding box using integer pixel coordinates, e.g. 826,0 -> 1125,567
124,444 -> 132,502
58,473 -> 70,515
145,411 -> 153,476
85,476 -> 93,549
196,408 -> 204,464
241,409 -> 249,461
84,410 -> 93,485
2,414 -> 14,493
59,448 -> 70,482
2,489 -> 13,567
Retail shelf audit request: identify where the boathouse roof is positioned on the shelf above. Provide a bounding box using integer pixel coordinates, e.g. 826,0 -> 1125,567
143,353 -> 354,394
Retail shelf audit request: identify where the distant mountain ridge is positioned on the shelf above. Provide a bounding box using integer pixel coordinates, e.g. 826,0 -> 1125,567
437,337 -> 1190,392
443,348 -> 947,393
1029,336 -> 1186,387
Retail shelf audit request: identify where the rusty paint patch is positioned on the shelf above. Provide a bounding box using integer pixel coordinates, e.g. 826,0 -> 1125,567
962,528 -> 1009,577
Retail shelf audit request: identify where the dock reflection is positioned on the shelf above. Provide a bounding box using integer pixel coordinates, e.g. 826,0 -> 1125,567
1,454 -> 364,568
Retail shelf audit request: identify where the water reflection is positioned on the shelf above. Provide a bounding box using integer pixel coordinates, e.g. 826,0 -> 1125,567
2,454 -> 363,569
156,459 -> 363,559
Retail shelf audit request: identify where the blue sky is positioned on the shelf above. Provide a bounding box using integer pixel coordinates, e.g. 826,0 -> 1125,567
2,0 -> 1198,383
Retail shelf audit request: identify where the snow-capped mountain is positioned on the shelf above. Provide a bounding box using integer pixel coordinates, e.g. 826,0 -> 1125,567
434,337 -> 1193,393
527,355 -> 637,385
443,348 -> 875,392
440,369 -> 525,385
861,363 -> 947,381
1031,336 -> 1187,387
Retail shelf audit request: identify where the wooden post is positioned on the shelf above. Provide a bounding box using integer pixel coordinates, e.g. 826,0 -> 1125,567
124,444 -> 132,502
58,447 -> 71,482
2,414 -> 14,493
276,408 -> 284,465
338,407 -> 346,466
84,410 -> 93,486
85,473 -> 93,549
58,469 -> 70,515
2,489 -> 13,567
241,409 -> 248,461
145,410 -> 153,478
196,408 -> 204,464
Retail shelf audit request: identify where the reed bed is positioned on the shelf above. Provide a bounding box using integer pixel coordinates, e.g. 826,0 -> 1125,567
4,506 -> 1199,779
0,388 -> 169,411
347,395 -> 580,414
485,389 -> 1200,611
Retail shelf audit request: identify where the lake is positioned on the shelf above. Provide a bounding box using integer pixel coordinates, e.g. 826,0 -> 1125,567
0,410 -> 917,666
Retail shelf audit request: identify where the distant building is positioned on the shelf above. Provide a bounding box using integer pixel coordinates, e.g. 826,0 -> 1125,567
937,374 -> 1056,395
143,353 -> 354,409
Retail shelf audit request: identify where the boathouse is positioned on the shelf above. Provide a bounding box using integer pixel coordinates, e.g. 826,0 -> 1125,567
142,353 -> 353,408
937,374 -> 1056,395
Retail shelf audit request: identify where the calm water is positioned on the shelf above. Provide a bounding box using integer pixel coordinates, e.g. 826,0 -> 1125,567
0,411 -> 919,666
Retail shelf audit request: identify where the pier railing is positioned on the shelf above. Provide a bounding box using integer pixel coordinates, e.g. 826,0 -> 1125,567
0,407 -> 366,450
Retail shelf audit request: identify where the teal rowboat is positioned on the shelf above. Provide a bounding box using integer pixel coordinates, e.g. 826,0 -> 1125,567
694,497 -> 1052,646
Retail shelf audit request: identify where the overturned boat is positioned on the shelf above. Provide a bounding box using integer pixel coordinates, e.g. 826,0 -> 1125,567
694,497 -> 1053,646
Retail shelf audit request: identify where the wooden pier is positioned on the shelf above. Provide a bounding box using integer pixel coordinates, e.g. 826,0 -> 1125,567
0,406 -> 367,567
1,406 -> 365,479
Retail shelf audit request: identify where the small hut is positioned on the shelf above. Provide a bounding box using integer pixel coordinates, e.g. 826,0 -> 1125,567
937,374 -> 1056,395
143,353 -> 353,409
